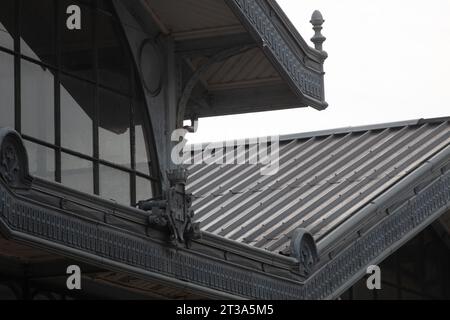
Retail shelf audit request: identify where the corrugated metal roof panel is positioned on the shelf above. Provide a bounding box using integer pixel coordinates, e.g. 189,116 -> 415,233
191,48 -> 282,89
187,118 -> 450,254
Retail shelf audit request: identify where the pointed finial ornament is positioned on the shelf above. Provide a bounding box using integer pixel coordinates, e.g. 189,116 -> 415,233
310,10 -> 326,52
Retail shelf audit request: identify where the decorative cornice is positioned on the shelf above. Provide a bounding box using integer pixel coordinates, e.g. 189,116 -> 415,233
0,181 -> 304,299
303,170 -> 450,299
226,0 -> 327,110
1,169 -> 448,299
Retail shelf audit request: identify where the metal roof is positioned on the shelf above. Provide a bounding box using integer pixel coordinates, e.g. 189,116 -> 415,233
190,48 -> 282,91
187,117 -> 450,254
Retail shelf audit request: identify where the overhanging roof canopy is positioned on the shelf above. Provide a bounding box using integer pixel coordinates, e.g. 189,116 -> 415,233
139,0 -> 328,118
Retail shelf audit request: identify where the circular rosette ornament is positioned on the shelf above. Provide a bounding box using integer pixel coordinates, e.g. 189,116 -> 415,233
290,228 -> 319,277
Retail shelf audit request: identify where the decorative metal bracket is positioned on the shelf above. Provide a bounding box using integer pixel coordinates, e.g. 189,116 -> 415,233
0,128 -> 33,190
138,168 -> 201,246
283,228 -> 319,277
176,45 -> 256,127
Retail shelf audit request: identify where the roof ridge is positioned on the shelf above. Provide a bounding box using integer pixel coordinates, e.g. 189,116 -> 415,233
187,116 -> 450,147
279,117 -> 450,142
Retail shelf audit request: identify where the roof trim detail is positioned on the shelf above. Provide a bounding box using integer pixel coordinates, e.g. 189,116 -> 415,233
225,0 -> 328,110
279,117 -> 450,143
0,179 -> 305,299
322,169 -> 450,299
187,117 -> 450,156
1,152 -> 447,299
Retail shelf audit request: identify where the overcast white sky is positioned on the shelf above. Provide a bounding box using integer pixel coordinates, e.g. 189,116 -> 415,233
186,0 -> 450,143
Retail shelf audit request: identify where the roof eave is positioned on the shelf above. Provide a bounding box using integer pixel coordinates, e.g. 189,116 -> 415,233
225,0 -> 328,110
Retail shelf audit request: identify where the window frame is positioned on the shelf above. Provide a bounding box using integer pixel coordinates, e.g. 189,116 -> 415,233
0,0 -> 161,205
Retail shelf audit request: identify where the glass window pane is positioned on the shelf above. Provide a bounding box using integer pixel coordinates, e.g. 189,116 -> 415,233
100,165 -> 130,205
61,153 -> 93,194
0,0 -> 15,50
0,51 -> 14,128
135,123 -> 150,175
25,141 -> 55,181
99,89 -> 131,167
136,176 -> 153,202
134,83 -> 151,175
20,0 -> 56,65
21,60 -> 55,143
60,74 -> 93,155
97,13 -> 130,93
60,1 -> 94,80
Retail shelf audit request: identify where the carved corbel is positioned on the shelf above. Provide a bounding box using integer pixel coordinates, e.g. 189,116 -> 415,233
138,168 -> 201,246
176,45 -> 256,127
0,128 -> 33,190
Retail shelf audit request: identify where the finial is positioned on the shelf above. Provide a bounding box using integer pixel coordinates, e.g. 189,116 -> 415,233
310,10 -> 326,52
